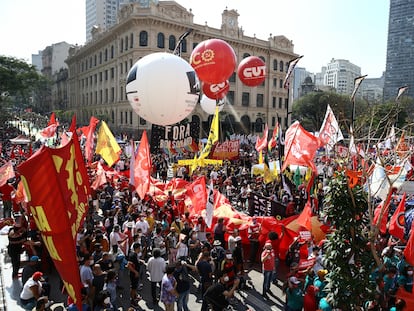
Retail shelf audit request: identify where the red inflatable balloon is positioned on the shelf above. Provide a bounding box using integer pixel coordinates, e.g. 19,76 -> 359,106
202,80 -> 230,100
190,39 -> 237,84
237,56 -> 266,87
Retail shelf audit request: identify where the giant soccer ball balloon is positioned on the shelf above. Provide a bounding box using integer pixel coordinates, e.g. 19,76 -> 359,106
237,56 -> 266,87
126,52 -> 199,126
190,39 -> 237,84
200,94 -> 224,115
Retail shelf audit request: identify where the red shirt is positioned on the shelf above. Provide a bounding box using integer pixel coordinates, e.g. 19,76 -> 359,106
261,249 -> 275,271
0,184 -> 14,201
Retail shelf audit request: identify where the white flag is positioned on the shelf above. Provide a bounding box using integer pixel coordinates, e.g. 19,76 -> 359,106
205,181 -> 214,228
319,104 -> 344,150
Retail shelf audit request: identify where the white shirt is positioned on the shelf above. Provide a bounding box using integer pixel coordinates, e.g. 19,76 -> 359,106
20,278 -> 42,300
135,219 -> 149,235
147,257 -> 166,282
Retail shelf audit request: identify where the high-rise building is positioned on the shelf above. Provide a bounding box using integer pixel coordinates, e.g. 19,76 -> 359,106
324,58 -> 361,95
384,0 -> 414,101
85,0 -> 158,42
67,1 -> 298,136
292,67 -> 313,100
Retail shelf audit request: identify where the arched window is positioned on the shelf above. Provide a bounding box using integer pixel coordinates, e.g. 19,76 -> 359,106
169,35 -> 176,51
273,59 -> 277,71
181,39 -> 187,53
279,60 -> 284,72
125,36 -> 128,51
111,45 -> 114,59
259,56 -> 266,62
130,33 -> 134,48
120,38 -> 124,52
139,31 -> 148,46
243,53 -> 251,58
157,33 -> 165,48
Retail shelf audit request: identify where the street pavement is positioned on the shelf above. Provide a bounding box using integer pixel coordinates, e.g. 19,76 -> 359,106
0,231 -> 289,311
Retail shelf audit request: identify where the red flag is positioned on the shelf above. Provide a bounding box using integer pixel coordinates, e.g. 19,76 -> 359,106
91,162 -> 108,190
69,114 -> 77,133
255,124 -> 269,152
296,199 -> 313,231
404,220 -> 414,266
40,124 -> 58,138
281,121 -> 319,173
0,161 -> 15,187
373,190 -> 393,234
18,129 -> 89,310
389,193 -> 406,240
47,112 -> 59,126
185,176 -> 207,215
134,131 -> 151,200
84,116 -> 100,164
268,123 -> 280,151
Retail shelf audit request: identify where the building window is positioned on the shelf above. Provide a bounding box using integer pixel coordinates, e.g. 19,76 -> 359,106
130,33 -> 134,48
105,49 -> 108,61
227,91 -> 234,105
278,97 -> 282,109
243,53 -> 250,58
157,33 -> 165,48
285,98 -> 288,109
99,52 -> 102,64
129,59 -> 133,68
242,92 -> 250,106
130,111 -> 133,124
192,42 -> 198,49
279,60 -> 284,72
272,116 -> 276,127
94,55 -> 97,66
279,79 -> 283,89
169,35 -> 176,51
273,59 -> 277,71
139,31 -> 148,46
259,56 -> 266,63
99,90 -> 102,103
125,36 -> 128,51
120,39 -> 124,52
286,62 -> 289,73
111,45 -> 114,58
94,74 -> 97,84
125,111 -> 128,124
111,87 -> 115,102
273,78 -> 277,87
272,97 -> 276,108
140,117 -> 146,125
89,57 -> 92,68
105,70 -> 108,81
111,67 -> 114,79
120,111 -> 123,124
99,72 -> 102,82
105,89 -> 108,103
257,94 -> 264,107
229,72 -> 236,83
181,39 -> 187,53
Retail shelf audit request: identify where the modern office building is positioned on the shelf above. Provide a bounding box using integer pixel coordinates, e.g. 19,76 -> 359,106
323,58 -> 361,95
292,67 -> 313,100
384,0 -> 414,101
360,74 -> 385,103
66,0 -> 298,137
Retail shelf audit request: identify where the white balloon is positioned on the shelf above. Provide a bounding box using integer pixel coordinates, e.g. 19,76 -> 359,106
200,94 -> 224,115
126,52 -> 199,126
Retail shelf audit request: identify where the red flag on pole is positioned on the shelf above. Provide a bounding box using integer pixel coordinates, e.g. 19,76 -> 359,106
84,116 -> 100,164
389,193 -> 406,241
18,130 -> 90,311
404,220 -> 414,266
255,124 -> 269,152
373,189 -> 393,234
47,112 -> 59,126
296,199 -> 313,231
134,131 -> 151,200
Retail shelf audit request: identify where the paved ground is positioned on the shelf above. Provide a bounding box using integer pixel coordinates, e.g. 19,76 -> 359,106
0,231 -> 289,311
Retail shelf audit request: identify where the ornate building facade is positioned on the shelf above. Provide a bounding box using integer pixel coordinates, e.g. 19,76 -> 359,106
66,1 -> 298,138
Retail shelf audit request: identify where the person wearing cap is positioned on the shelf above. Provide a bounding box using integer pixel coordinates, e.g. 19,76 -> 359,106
314,269 -> 328,305
261,240 -> 275,299
211,240 -> 225,277
21,255 -> 41,286
286,276 -> 304,311
20,271 -> 44,310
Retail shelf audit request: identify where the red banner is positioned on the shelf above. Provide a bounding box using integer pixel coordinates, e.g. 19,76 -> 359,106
210,140 -> 240,160
18,132 -> 90,310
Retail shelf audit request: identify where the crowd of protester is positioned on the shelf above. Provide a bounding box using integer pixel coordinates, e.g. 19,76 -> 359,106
0,121 -> 412,311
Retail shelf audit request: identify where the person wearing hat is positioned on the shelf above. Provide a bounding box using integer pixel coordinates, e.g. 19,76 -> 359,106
21,255 -> 41,286
261,240 -> 275,299
210,240 -> 225,277
314,269 -> 328,305
20,271 -> 44,310
286,276 -> 304,311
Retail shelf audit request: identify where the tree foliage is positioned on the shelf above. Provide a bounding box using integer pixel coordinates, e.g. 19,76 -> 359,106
322,171 -> 376,310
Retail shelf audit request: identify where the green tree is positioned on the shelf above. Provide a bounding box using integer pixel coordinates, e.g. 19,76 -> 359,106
322,171 -> 377,310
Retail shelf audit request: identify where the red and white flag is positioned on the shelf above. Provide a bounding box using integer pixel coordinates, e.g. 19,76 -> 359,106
281,121 -> 319,173
185,176 -> 207,215
0,161 -> 15,187
255,124 -> 269,152
283,55 -> 303,89
134,131 -> 151,200
389,193 -> 406,241
84,116 -> 100,164
318,104 -> 344,149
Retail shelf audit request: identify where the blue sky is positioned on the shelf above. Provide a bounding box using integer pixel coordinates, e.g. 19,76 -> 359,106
0,0 -> 389,77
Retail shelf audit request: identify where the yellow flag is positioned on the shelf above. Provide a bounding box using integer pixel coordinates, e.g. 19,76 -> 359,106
95,121 -> 121,167
199,106 -> 219,160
